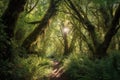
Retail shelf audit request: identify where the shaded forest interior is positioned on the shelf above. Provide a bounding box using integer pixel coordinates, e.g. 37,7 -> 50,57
0,0 -> 120,80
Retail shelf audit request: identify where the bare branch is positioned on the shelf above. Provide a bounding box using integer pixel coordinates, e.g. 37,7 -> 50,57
65,0 -> 99,48
26,0 -> 39,14
26,20 -> 41,24
102,4 -> 120,51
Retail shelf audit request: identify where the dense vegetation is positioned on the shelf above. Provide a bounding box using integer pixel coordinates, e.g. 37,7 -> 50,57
0,0 -> 120,80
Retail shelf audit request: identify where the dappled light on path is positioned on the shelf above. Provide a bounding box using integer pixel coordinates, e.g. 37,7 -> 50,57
49,60 -> 68,80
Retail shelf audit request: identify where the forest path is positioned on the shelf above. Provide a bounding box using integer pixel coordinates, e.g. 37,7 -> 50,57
49,60 -> 69,80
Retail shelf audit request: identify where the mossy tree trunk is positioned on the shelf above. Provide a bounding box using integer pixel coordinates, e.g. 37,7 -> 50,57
94,4 -> 120,58
22,0 -> 61,52
65,0 -> 120,59
1,0 -> 27,60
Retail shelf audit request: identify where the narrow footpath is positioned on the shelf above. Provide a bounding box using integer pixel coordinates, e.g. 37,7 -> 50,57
49,61 -> 69,80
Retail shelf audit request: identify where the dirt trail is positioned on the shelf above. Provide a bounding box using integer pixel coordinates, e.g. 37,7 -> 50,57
49,61 -> 69,80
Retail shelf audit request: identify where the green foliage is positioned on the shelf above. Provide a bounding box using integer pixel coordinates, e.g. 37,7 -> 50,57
0,55 -> 53,80
63,52 -> 120,80
92,0 -> 119,9
0,30 -> 53,80
12,55 -> 52,80
0,0 -> 8,16
0,60 -> 13,80
1,0 -> 120,79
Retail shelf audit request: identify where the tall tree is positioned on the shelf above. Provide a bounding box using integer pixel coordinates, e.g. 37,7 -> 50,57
1,0 -> 27,38
22,0 -> 61,51
65,0 -> 120,58
0,0 -> 27,60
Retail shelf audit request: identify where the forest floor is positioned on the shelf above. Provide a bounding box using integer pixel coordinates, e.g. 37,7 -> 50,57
49,60 -> 69,80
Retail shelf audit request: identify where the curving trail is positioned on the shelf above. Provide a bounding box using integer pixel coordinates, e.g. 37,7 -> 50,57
49,61 -> 69,80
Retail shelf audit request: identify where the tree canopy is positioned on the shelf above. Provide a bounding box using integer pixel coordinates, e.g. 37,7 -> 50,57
0,0 -> 120,80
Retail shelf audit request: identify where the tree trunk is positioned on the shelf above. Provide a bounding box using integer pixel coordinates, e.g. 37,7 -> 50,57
94,4 -> 120,59
1,0 -> 27,38
22,0 -> 61,51
66,0 -> 120,59
1,0 -> 27,60
63,32 -> 69,55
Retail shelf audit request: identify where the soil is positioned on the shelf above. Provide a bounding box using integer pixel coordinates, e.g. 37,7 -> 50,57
49,61 -> 69,80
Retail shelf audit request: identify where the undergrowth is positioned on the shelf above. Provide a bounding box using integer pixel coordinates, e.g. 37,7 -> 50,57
63,52 -> 120,80
0,54 -> 53,80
